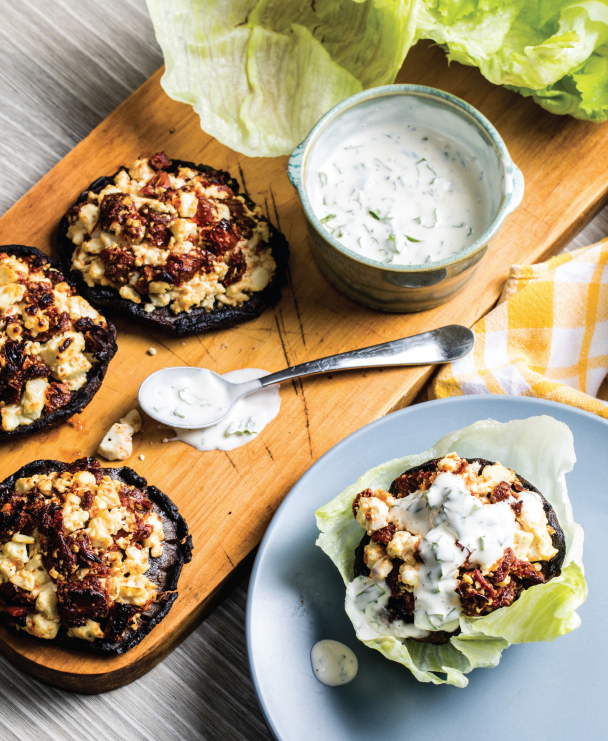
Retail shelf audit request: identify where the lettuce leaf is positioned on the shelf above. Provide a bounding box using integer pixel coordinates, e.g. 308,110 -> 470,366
315,416 -> 587,687
416,0 -> 608,122
148,0 -> 608,158
147,0 -> 418,157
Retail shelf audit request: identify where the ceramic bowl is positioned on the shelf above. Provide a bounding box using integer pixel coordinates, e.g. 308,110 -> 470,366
287,85 -> 524,313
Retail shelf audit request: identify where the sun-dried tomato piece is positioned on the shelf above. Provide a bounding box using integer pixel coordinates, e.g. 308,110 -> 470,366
391,468 -> 436,497
44,381 -> 71,413
140,205 -> 176,248
48,508 -> 77,575
57,574 -> 110,626
223,249 -> 246,286
129,486 -> 153,512
76,533 -> 102,567
81,490 -> 94,511
490,577 -> 520,610
490,481 -> 513,503
131,513 -> 153,543
192,196 -> 216,227
98,193 -> 140,235
73,317 -> 113,362
65,457 -> 102,482
511,557 -> 546,585
491,547 -> 515,583
22,355 -> 51,382
0,340 -> 26,405
3,605 -> 31,618
352,488 -> 373,517
47,268 -> 67,287
224,198 -> 256,239
473,569 -> 496,597
371,524 -> 396,545
206,218 -> 240,256
149,151 -> 171,170
383,558 -> 400,596
100,247 -> 136,286
140,170 -> 172,198
162,251 -> 210,286
511,500 -> 523,517
0,582 -> 36,626
196,170 -> 235,196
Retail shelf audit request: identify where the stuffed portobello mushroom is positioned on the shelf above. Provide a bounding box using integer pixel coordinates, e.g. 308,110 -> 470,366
0,456 -> 192,654
351,454 -> 566,644
0,246 -> 117,439
316,417 -> 587,687
57,152 -> 289,335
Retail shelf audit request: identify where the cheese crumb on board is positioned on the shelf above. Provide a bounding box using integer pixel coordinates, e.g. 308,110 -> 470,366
97,409 -> 142,461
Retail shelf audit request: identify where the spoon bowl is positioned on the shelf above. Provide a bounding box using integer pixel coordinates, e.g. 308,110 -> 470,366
138,367 -> 263,429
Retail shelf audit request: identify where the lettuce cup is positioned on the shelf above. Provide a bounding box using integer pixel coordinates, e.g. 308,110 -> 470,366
315,416 -> 586,687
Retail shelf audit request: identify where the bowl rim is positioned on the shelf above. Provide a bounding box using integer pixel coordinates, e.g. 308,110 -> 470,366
288,84 -> 523,274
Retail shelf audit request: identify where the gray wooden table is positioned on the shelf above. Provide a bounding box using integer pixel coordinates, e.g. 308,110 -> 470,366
0,3 -> 606,740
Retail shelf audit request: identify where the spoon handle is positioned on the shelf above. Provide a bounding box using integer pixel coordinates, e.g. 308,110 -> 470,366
259,325 -> 474,387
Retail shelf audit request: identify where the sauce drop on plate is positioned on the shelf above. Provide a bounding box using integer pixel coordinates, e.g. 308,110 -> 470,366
310,640 -> 358,687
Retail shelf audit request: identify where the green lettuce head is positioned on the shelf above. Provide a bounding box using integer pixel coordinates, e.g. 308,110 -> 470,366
147,0 -> 419,157
148,0 -> 608,158
315,416 -> 587,687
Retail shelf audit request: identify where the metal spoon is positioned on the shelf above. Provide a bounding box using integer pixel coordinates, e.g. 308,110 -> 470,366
138,325 -> 474,429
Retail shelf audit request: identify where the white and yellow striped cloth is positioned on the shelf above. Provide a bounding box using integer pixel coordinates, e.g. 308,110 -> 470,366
434,241 -> 608,419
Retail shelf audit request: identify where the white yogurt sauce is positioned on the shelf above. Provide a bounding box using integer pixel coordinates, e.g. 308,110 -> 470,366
347,471 -> 519,639
309,123 -> 491,265
311,640 -> 358,687
173,369 -> 280,452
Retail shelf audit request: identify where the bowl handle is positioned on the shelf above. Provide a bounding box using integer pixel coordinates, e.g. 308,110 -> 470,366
288,141 -> 306,190
504,163 -> 524,215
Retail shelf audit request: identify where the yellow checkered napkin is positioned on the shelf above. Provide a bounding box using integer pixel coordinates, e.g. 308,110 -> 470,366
434,241 -> 608,419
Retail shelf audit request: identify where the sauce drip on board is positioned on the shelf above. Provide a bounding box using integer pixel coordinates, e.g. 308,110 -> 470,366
171,369 -> 280,452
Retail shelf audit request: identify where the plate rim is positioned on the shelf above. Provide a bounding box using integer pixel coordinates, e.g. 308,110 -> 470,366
246,395 -> 607,740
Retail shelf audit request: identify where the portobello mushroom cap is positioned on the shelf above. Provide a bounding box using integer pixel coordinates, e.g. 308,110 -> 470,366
56,159 -> 290,335
354,457 -> 566,643
0,245 -> 117,441
0,458 -> 193,655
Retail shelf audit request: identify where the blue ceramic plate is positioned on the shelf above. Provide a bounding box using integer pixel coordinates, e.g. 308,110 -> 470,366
247,397 -> 608,741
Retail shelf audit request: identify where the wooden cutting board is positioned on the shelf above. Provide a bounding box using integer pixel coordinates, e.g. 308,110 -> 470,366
0,40 -> 606,693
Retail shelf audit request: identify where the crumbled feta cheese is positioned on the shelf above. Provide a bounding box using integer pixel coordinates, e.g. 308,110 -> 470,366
97,409 -> 142,461
386,531 -> 419,563
363,541 -> 386,569
370,557 -> 393,581
25,613 -> 60,640
399,563 -> 419,588
67,619 -> 104,642
356,497 -> 390,534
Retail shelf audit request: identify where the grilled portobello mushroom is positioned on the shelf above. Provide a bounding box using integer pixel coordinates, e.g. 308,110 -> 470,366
0,457 -> 192,655
56,152 -> 289,335
0,245 -> 117,440
352,455 -> 566,643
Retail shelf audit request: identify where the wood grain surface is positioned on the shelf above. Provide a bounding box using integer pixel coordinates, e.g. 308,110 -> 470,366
1,2 -> 607,739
